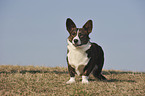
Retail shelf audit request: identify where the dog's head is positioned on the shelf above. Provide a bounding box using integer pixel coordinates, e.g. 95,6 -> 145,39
66,18 -> 93,47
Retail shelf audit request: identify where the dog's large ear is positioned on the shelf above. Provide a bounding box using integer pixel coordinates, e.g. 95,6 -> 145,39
83,20 -> 93,34
66,18 -> 76,33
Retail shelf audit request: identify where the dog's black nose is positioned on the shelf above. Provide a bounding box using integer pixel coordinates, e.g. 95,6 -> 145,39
74,39 -> 78,44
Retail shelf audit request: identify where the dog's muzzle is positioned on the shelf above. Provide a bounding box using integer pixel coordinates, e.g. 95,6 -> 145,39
73,39 -> 82,47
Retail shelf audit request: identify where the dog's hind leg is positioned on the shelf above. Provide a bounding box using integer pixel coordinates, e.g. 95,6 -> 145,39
92,60 -> 107,81
92,67 -> 107,81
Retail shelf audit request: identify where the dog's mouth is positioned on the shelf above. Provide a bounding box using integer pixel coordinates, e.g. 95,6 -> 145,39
73,43 -> 82,47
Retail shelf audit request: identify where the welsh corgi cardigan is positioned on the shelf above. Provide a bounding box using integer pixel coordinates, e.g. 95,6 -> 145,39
66,18 -> 106,84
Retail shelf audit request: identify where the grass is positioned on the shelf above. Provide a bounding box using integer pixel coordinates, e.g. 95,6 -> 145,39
0,65 -> 145,96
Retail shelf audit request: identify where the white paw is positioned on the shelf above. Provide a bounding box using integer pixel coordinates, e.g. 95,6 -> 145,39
82,76 -> 89,84
66,77 -> 75,84
82,79 -> 89,84
66,80 -> 75,84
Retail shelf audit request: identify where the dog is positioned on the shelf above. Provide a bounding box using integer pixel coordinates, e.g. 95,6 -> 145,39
66,18 -> 106,84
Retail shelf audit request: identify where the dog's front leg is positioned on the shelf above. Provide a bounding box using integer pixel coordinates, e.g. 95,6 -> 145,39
82,63 -> 95,84
66,64 -> 76,84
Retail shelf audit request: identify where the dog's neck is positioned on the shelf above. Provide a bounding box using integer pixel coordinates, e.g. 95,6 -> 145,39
67,39 -> 91,51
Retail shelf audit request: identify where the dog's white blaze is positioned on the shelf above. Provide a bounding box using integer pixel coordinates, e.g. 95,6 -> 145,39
67,39 -> 91,76
72,29 -> 81,45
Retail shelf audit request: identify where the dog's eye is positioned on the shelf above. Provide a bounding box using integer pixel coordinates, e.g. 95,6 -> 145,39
71,32 -> 76,36
79,33 -> 84,37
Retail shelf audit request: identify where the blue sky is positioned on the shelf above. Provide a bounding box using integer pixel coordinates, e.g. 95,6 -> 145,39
0,0 -> 145,72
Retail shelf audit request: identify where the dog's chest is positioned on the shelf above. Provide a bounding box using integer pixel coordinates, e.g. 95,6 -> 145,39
67,41 -> 91,75
67,48 -> 90,68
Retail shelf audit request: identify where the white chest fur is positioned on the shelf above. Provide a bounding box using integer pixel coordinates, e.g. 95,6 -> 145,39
67,39 -> 91,76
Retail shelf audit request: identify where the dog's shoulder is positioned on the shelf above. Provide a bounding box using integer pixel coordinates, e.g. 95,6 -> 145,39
86,42 -> 104,58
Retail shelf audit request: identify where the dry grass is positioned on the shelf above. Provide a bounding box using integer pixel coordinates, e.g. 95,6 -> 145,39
0,65 -> 145,96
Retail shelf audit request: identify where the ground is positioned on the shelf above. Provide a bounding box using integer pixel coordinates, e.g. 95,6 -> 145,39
0,65 -> 145,96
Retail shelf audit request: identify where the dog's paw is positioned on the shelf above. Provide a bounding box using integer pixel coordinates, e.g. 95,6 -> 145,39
82,79 -> 89,84
66,80 -> 75,84
66,77 -> 75,84
82,76 -> 89,84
